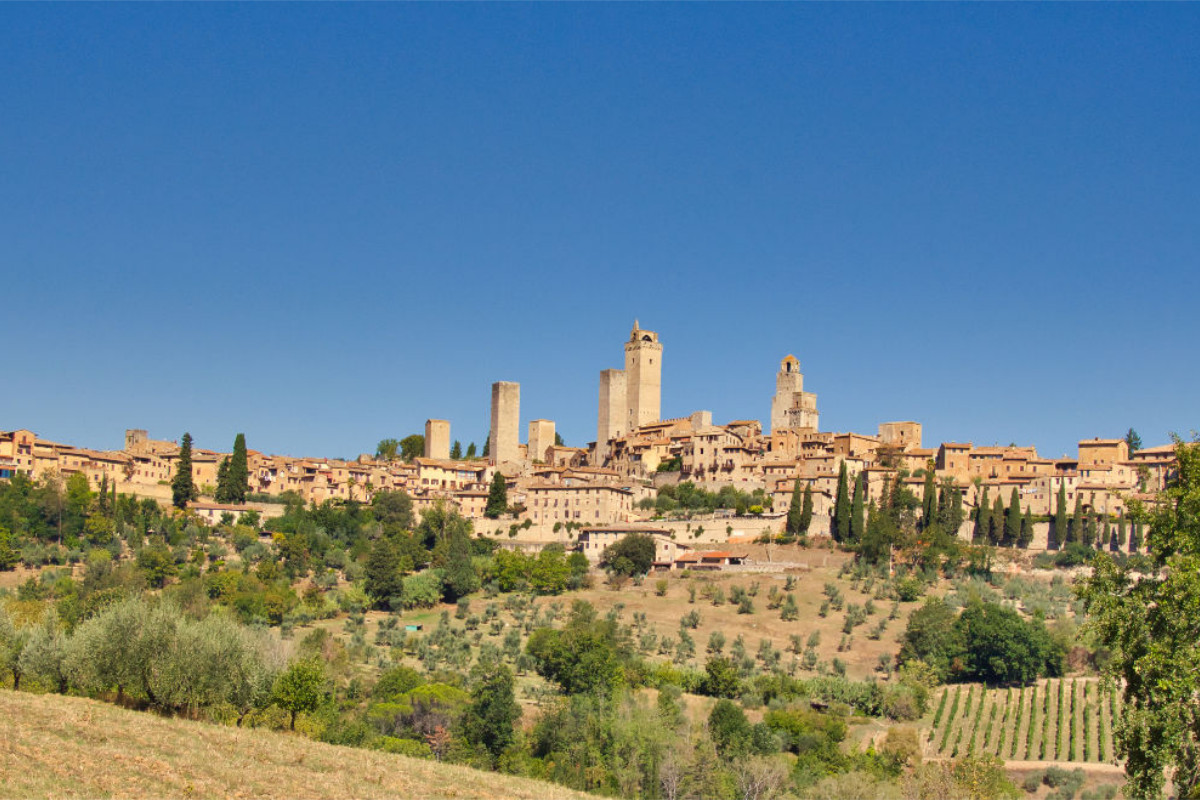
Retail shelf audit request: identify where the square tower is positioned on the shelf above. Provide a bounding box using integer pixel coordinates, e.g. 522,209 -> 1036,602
424,419 -> 450,460
528,419 -> 556,464
771,355 -> 819,433
623,321 -> 662,433
489,381 -> 521,466
596,368 -> 627,463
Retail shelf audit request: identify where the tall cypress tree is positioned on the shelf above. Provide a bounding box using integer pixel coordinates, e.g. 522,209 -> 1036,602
974,487 -> 990,543
485,471 -> 508,519
215,457 -> 233,503
1116,510 -> 1128,550
990,493 -> 1005,546
229,433 -> 249,504
171,432 -> 197,509
450,441 -> 463,460
799,484 -> 813,536
850,472 -> 866,544
1053,483 -> 1068,549
832,462 -> 850,543
921,468 -> 936,530
786,478 -> 805,537
950,487 -> 965,535
1004,488 -> 1022,547
1019,506 -> 1034,548
1068,495 -> 1084,544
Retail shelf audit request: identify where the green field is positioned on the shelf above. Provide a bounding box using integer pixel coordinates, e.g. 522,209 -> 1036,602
926,678 -> 1121,763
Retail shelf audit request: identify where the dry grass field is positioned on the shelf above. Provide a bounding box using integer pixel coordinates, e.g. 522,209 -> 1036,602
0,691 -> 589,800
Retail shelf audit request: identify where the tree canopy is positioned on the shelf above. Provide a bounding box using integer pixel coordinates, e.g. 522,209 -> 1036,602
599,533 -> 656,576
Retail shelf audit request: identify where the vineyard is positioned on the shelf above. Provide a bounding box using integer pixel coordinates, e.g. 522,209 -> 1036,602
925,678 -> 1121,763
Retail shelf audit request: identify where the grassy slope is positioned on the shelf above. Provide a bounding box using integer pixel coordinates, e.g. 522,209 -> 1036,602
0,691 -> 587,800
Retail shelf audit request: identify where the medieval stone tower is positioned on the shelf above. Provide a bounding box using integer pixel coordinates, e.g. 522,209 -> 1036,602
623,321 -> 662,433
770,355 -> 819,433
596,322 -> 662,464
489,381 -> 520,466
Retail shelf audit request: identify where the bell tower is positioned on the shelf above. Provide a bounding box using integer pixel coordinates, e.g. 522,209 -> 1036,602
623,320 -> 662,433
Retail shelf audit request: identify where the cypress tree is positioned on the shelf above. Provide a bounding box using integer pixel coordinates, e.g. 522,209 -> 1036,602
990,493 -> 1004,546
1116,511 -> 1127,550
786,478 -> 804,537
950,487 -> 965,534
974,487 -> 990,543
215,457 -> 232,503
171,432 -> 197,509
450,441 -> 463,460
1130,519 -> 1143,552
1104,515 -> 1114,551
1053,483 -> 1068,549
921,468 -> 936,530
1004,488 -> 1022,547
229,433 -> 249,504
1019,506 -> 1034,548
799,484 -> 814,536
1068,495 -> 1083,544
832,462 -> 851,543
466,442 -> 477,459
485,471 -> 508,519
850,472 -> 866,544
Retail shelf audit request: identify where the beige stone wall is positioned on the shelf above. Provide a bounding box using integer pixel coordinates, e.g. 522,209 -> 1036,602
596,368 -> 626,464
424,419 -> 450,460
489,381 -> 520,467
879,421 -> 922,450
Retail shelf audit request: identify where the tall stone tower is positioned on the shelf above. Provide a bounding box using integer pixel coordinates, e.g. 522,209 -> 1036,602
424,419 -> 450,460
489,381 -> 520,466
623,320 -> 662,434
770,355 -> 819,433
596,368 -> 627,463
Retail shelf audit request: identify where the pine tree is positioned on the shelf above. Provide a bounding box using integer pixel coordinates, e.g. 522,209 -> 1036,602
799,484 -> 814,536
450,441 -> 463,460
485,472 -> 507,519
171,432 -> 197,509
1004,488 -> 1022,547
1019,506 -> 1034,548
1124,427 -> 1142,456
850,472 -> 866,544
1053,483 -> 1068,549
832,462 -> 851,543
229,433 -> 249,503
989,493 -> 1004,546
974,487 -> 990,543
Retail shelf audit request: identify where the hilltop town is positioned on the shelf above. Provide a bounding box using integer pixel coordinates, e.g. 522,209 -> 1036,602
0,322 -> 1174,556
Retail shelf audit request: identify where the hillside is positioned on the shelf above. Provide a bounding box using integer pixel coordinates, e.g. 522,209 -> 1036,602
0,691 -> 586,800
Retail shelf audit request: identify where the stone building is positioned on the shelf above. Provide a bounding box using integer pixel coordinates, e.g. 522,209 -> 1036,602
596,322 -> 662,465
424,420 -> 450,460
489,381 -> 521,467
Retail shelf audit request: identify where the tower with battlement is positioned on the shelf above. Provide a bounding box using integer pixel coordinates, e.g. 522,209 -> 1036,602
623,321 -> 662,434
770,355 -> 819,433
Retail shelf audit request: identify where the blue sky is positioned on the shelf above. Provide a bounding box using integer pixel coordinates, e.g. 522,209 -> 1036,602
2,5 -> 1196,460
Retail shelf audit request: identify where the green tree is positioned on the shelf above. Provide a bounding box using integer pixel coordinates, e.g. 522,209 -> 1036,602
850,472 -> 866,544
1004,488 -> 1022,547
1019,506 -> 1034,549
1053,482 -> 1068,549
954,601 -> 1061,686
599,533 -> 656,577
898,597 -> 963,682
921,466 -> 937,530
799,483 -> 814,536
440,527 -> 480,602
1125,428 -> 1143,456
364,537 -> 407,609
708,699 -> 753,757
1081,437 -> 1200,800
228,433 -> 249,503
376,438 -> 400,461
526,601 -> 629,696
466,442 -> 477,459
399,434 -> 425,462
460,655 -> 520,764
214,457 -> 233,503
1069,494 -> 1084,546
273,658 -> 325,730
485,471 -> 508,519
785,478 -> 805,537
989,493 -> 1005,546
450,440 -> 463,460
832,461 -> 851,543
974,487 -> 990,543
171,432 -> 197,509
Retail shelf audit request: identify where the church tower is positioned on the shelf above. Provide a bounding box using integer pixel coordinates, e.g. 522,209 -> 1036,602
623,320 -> 662,433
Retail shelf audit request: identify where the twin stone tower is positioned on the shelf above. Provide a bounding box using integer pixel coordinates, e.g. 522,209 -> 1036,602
424,321 -> 817,468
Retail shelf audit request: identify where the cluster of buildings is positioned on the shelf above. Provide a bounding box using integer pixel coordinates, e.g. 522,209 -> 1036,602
0,322 -> 1179,547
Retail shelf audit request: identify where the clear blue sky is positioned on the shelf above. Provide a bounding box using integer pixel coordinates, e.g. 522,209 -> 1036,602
2,5 -> 1196,460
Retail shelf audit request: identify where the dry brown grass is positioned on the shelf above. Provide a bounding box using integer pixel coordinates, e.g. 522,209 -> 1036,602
0,691 -> 588,800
